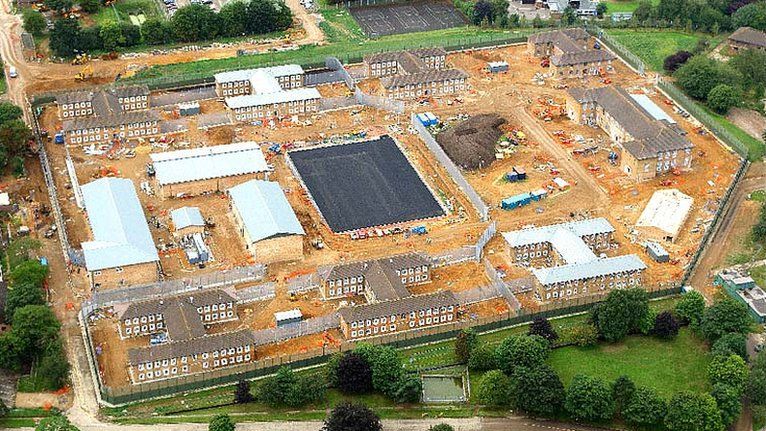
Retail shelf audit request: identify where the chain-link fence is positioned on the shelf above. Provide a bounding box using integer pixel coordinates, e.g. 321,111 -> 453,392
287,273 -> 320,294
411,113 -> 490,221
455,285 -> 501,305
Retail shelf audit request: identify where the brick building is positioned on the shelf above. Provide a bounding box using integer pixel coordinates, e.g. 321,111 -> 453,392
62,111 -> 160,146
114,288 -> 237,340
150,142 -> 270,199
339,290 -> 459,339
527,29 -> 615,78
317,253 -> 432,301
503,218 -> 646,302
56,85 -> 150,119
127,330 -> 256,383
80,178 -> 160,290
228,180 -> 305,264
214,65 -> 305,97
364,48 -> 447,77
728,27 -> 766,52
225,88 -> 321,121
566,86 -> 694,182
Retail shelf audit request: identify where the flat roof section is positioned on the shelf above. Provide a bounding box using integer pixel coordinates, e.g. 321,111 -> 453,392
150,142 -> 268,186
288,136 -> 445,233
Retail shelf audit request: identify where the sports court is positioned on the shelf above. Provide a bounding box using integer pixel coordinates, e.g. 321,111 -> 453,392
288,136 -> 445,233
349,0 -> 467,37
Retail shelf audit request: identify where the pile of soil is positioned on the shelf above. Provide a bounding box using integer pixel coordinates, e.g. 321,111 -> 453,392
436,114 -> 506,170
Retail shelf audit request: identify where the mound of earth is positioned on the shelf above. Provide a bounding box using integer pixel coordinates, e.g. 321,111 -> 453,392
436,114 -> 506,170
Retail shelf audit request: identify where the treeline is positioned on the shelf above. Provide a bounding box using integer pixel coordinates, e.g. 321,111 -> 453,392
0,102 -> 33,177
0,238 -> 70,392
38,0 -> 292,57
465,289 -> 759,431
615,0 -> 766,33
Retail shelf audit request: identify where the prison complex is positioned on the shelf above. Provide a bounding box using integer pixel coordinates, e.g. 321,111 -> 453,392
527,29 -> 615,79
150,142 -> 270,198
503,218 -> 646,302
566,86 -> 694,182
81,178 -> 160,289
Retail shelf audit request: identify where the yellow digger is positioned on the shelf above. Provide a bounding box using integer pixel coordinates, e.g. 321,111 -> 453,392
75,65 -> 93,82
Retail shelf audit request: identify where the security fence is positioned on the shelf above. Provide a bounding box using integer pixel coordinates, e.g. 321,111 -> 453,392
354,88 -> 405,114
326,56 -> 356,91
411,112 -> 490,221
319,96 -> 359,112
484,258 -> 522,311
286,273 -> 320,294
585,25 -> 646,75
236,282 -> 277,303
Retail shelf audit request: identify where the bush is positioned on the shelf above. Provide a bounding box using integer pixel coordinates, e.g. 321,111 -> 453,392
707,84 -> 741,114
495,335 -> 549,376
674,56 -> 742,101
708,354 -> 749,391
455,328 -> 478,363
663,50 -> 693,73
700,298 -> 752,342
336,352 -> 373,395
652,311 -> 680,339
612,375 -> 636,417
623,386 -> 667,427
354,344 -> 403,398
428,425 -> 454,431
564,374 -> 615,422
392,374 -> 421,404
257,367 -> 325,407
664,391 -> 724,431
234,380 -> 253,404
323,402 -> 381,431
528,317 -> 558,342
476,370 -> 513,407
22,9 -> 47,35
591,288 -> 649,342
511,364 -> 565,416
711,333 -> 747,359
562,323 -> 599,347
675,291 -> 705,327
467,343 -> 497,371
748,351 -> 766,405
208,414 -> 235,431
711,383 -> 743,426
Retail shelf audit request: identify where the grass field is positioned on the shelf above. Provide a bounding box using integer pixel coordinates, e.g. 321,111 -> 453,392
605,29 -> 724,72
91,0 -> 162,26
604,0 -> 658,13
701,105 -> 766,161
548,329 -> 710,398
0,408 -> 52,429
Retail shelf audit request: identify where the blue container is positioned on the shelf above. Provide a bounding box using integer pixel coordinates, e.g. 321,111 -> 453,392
506,172 -> 519,182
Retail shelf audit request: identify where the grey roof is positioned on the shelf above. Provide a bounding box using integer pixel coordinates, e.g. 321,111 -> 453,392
128,330 -> 256,365
729,27 -> 766,48
528,28 -> 590,46
150,142 -> 268,186
381,69 -> 468,89
110,85 -> 150,99
552,49 -> 615,66
214,64 -> 304,84
364,48 -> 446,66
228,180 -> 305,243
57,85 -> 149,116
503,218 -> 614,248
81,178 -> 159,271
568,86 -> 693,160
62,110 -> 160,132
532,254 -> 647,285
171,207 -> 205,230
338,290 -> 458,323
116,289 -> 235,320
225,87 -> 321,109
21,32 -> 35,50
57,90 -> 95,105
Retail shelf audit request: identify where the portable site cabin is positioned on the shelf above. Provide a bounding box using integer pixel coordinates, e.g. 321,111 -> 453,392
513,166 -> 527,180
487,61 -> 509,73
275,309 -> 303,327
502,192 -> 532,210
645,241 -> 669,263
531,189 -> 548,201
417,112 -> 438,126
506,171 -> 519,182
178,102 -> 201,116
553,177 -> 570,190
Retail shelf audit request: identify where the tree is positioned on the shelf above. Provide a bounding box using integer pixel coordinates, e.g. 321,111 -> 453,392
171,4 -> 220,42
0,102 -> 23,127
355,344 -> 402,397
336,352 -> 373,394
674,56 -> 742,101
708,354 -> 749,391
664,50 -> 693,73
99,21 -> 125,51
472,0 -> 494,25
10,260 -> 49,287
45,0 -> 73,13
35,414 -> 79,431
711,383 -> 742,426
257,366 -> 323,407
623,386 -> 667,427
79,26 -> 103,51
561,6 -> 577,25
467,343 -> 497,371
564,374 -> 615,422
564,323 -> 598,347
730,49 -> 766,88
732,1 -> 766,30
652,311 -> 680,339
22,9 -> 47,36
711,333 -> 747,359
120,23 -> 141,46
49,18 -> 82,57
707,84 -> 740,114
245,0 -> 292,34
5,283 -> 45,322
141,18 -> 174,45
10,305 -> 61,363
234,380 -> 253,404
79,0 -> 99,13
34,341 -> 69,390
455,328 -> 478,363
664,392 -> 724,431
528,317 -> 558,342
428,425 -> 454,431
532,15 -> 545,28
208,414 -> 235,431
511,365 -> 565,416
476,370 -> 513,407
748,350 -> 766,406
675,291 -> 705,327
633,0 -> 655,22
0,119 -> 33,157
591,288 -> 649,342
0,398 -> 8,417
700,298 -> 752,342
323,402 -> 382,431
393,374 -> 421,403
595,2 -> 607,17
495,335 -> 549,376
218,0 -> 249,37
612,375 -> 636,417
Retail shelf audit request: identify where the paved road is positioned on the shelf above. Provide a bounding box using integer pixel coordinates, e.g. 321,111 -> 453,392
0,0 -> 30,117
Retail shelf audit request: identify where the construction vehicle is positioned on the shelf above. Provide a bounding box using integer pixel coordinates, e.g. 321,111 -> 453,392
75,65 -> 93,82
71,53 -> 90,65
311,237 -> 325,250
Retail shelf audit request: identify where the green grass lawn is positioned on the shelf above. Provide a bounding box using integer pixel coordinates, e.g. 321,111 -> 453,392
548,328 -> 710,398
605,29 -> 723,72
91,0 -> 162,26
0,408 -> 52,429
700,105 -> 766,161
317,0 -> 365,44
605,0 -> 658,14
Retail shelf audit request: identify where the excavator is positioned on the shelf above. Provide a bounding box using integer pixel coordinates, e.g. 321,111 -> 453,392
75,64 -> 93,82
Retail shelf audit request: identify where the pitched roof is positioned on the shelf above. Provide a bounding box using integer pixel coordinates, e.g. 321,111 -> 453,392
502,218 -> 614,248
225,87 -> 321,109
228,180 -> 305,243
552,49 -> 615,66
338,290 -> 458,323
150,141 -> 269,186
729,27 -> 766,48
532,254 -> 647,285
128,330 -> 256,365
171,207 -> 205,230
62,110 -> 160,132
214,64 -> 304,84
381,69 -> 468,89
81,178 -> 159,271
528,28 -> 590,47
568,86 -> 693,160
636,189 -> 694,238
115,288 -> 236,320
364,47 -> 446,65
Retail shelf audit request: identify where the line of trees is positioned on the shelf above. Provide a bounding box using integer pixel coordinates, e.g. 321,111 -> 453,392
465,288 -> 757,430
0,102 -> 33,178
45,0 -> 292,57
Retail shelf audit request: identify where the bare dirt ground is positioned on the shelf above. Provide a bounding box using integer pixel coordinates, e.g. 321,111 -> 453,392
727,107 -> 766,141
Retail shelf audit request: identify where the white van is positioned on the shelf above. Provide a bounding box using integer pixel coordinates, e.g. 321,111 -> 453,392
8,66 -> 18,78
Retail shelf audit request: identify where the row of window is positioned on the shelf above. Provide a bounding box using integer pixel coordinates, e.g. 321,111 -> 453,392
61,101 -> 92,110
117,95 -> 148,103
328,283 -> 363,297
200,344 -> 251,360
202,354 -> 251,369
197,302 -> 233,313
61,109 -> 93,118
204,310 -> 234,321
124,321 -> 164,336
120,102 -> 148,111
69,127 -> 159,144
545,275 -> 640,290
234,105 -> 316,120
545,279 -> 636,299
124,314 -> 163,326
390,85 -> 465,99
68,121 -> 158,135
137,365 -> 187,380
350,305 -> 454,329
395,265 -> 428,276
516,250 -> 550,260
349,314 -> 453,338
